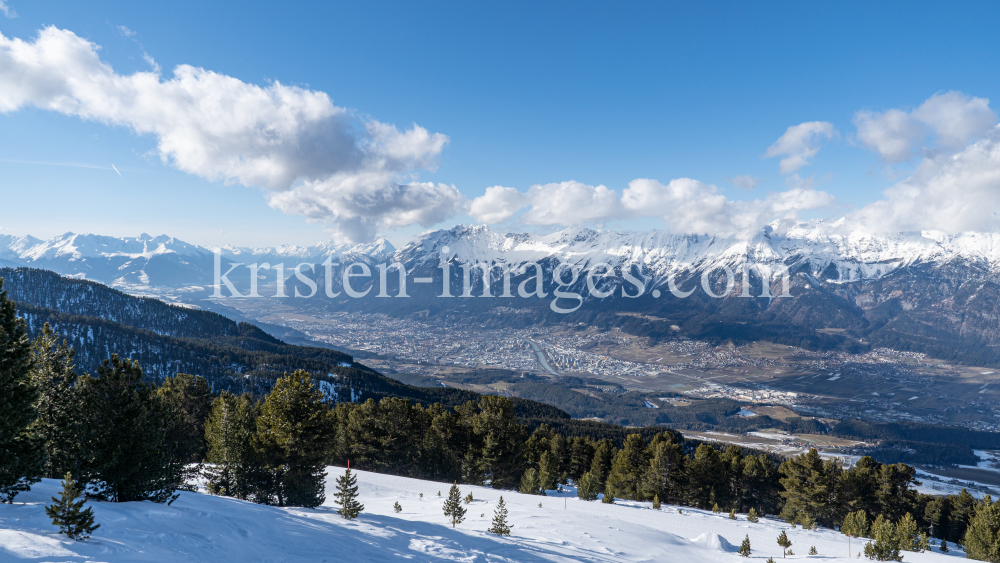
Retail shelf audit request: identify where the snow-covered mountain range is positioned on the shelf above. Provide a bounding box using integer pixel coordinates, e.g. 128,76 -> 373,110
5,225 -> 1000,290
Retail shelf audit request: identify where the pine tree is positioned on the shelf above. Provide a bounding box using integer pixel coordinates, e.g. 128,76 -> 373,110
940,539 -> 948,553
604,434 -> 648,501
465,492 -> 473,504
519,468 -> 542,495
29,324 -> 85,480
841,509 -> 869,538
739,535 -> 751,557
601,482 -> 615,504
157,373 -> 213,462
863,514 -> 901,561
964,495 -> 1000,561
77,355 -> 185,503
576,470 -> 600,501
255,370 -> 333,508
895,512 -> 919,552
653,494 -> 661,510
713,503 -> 721,513
809,546 -> 817,555
45,472 -> 99,540
0,277 -> 44,502
394,501 -> 402,513
488,495 -> 511,537
334,468 -> 364,519
748,507 -> 759,522
443,482 -> 466,528
729,508 -> 737,520
539,450 -> 558,491
205,391 -> 269,503
777,530 -> 792,558
766,558 -> 776,563
472,397 -> 524,489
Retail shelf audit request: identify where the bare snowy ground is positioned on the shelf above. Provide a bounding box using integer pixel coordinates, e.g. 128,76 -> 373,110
0,468 -> 966,562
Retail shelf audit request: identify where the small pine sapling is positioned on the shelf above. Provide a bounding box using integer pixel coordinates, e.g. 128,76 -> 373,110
438,490 -> 441,497
809,546 -> 817,555
419,493 -> 423,499
777,530 -> 792,558
712,503 -> 721,513
334,468 -> 364,519
45,473 -> 99,541
443,483 -> 466,528
678,508 -> 683,514
747,507 -> 759,523
393,501 -> 402,513
464,492 -> 473,505
488,495 -> 511,537
538,502 -> 543,508
652,495 -> 661,510
739,535 -> 751,557
729,508 -> 737,520
940,539 -> 948,553
766,559 -> 776,563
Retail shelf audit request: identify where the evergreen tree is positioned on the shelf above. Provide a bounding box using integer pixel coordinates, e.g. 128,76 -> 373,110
29,324 -> 85,480
688,444 -> 725,509
895,512 -> 920,552
842,509 -> 869,538
0,277 -> 44,502
729,508 -> 737,520
863,515 -> 901,561
748,507 -> 759,522
778,449 -> 835,528
713,503 -> 721,513
538,451 -> 558,492
642,437 -> 685,503
964,494 -> 1000,562
605,434 -> 648,501
739,535 -> 751,557
157,373 -> 213,462
653,494 -> 661,510
808,546 -> 817,555
589,439 -> 616,491
472,397 -> 524,489
777,530 -> 792,558
519,468 -> 542,495
488,495 -> 511,537
204,391 -> 270,503
77,355 -> 185,503
443,482 -> 467,528
334,468 -> 364,519
602,482 -> 615,504
45,472 -> 99,541
465,492 -> 473,504
255,370 -> 333,507
940,539 -> 948,553
394,501 -> 402,513
576,470 -> 600,501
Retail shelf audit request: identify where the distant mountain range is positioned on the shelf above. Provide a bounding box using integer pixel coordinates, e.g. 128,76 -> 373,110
5,225 -> 1000,365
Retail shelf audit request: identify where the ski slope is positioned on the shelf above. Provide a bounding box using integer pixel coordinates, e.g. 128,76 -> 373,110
0,468 -> 964,562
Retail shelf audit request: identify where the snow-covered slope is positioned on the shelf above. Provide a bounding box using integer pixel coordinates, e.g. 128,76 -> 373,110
0,469 -> 961,562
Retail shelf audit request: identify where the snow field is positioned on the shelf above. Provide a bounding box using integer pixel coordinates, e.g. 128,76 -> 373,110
0,468 -> 965,562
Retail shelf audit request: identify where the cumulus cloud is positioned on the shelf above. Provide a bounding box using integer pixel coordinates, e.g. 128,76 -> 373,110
521,181 -> 625,226
0,27 -> 458,243
854,91 -> 997,162
764,121 -> 837,174
0,1 -> 15,18
469,186 -> 529,224
848,128 -> 1000,233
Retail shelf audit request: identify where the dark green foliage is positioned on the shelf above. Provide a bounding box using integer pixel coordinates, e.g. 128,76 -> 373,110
204,391 -> 269,503
0,277 -> 43,502
77,355 -> 186,503
576,470 -> 600,501
965,495 -> 1000,562
739,535 -> 751,557
730,508 -> 737,520
443,482 -> 466,527
394,501 -> 402,513
864,515 -> 901,561
652,494 -> 661,510
747,507 -> 759,522
842,509 -> 869,538
808,546 -> 817,555
778,449 -> 839,528
157,373 -> 213,462
472,396 -> 525,489
605,434 -> 648,501
488,495 -> 511,537
255,370 -> 333,508
334,468 -> 364,519
29,324 -> 85,480
45,472 -> 99,541
777,530 -> 791,558
940,539 -> 948,553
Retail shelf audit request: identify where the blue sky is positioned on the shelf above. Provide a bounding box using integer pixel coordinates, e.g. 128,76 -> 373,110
2,1 -> 1000,247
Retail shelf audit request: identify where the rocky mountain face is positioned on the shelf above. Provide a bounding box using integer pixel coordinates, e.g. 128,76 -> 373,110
5,225 -> 1000,364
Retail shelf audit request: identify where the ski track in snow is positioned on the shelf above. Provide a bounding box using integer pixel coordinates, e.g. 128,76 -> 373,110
0,468 -> 966,562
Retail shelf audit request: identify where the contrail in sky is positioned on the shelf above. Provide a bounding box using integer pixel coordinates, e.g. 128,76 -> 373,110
111,164 -> 124,179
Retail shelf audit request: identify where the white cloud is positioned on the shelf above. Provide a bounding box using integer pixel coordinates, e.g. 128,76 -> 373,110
728,175 -> 759,192
117,25 -> 137,38
521,181 -> 625,226
849,128 -> 1000,233
764,121 -> 837,174
469,186 -> 529,224
854,91 -> 997,162
0,1 -> 15,18
0,27 -> 454,243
